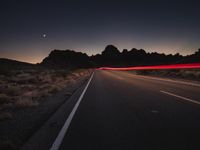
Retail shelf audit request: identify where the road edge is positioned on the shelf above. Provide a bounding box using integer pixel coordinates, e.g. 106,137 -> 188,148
50,72 -> 94,150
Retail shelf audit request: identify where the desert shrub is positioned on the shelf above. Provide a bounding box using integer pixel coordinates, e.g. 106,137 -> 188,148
48,85 -> 61,94
20,84 -> 36,91
39,89 -> 52,97
10,73 -> 38,84
0,69 -> 12,76
38,74 -> 52,83
181,70 -> 194,78
15,97 -> 38,108
9,76 -> 21,83
17,73 -> 30,78
0,112 -> 12,120
4,86 -> 21,96
24,76 -> 38,84
71,72 -> 80,77
54,70 -> 68,78
194,71 -> 200,78
0,94 -> 10,104
0,103 -> 14,111
0,74 -> 6,79
39,83 -> 51,90
134,69 -> 200,80
65,91 -> 72,96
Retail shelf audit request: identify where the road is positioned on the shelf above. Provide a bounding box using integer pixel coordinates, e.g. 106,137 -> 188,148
52,70 -> 200,150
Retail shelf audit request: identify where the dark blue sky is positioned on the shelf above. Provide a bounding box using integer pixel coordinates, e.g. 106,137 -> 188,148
0,0 -> 200,63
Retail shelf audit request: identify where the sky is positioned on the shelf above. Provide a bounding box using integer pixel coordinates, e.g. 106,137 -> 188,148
0,0 -> 200,63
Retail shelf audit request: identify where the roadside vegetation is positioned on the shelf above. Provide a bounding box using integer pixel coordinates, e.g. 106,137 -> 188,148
132,69 -> 200,80
0,69 -> 91,121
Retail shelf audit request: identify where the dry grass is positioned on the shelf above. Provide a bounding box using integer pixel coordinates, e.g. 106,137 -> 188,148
0,94 -> 10,104
65,91 -> 72,96
15,97 -> 39,108
0,68 -> 91,120
2,85 -> 21,97
0,112 -> 12,120
48,85 -> 61,94
134,69 -> 200,80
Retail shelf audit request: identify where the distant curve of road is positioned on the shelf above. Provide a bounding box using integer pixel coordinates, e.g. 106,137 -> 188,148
51,70 -> 200,150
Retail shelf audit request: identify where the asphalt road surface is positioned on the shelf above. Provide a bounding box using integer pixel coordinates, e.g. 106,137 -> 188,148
52,70 -> 200,150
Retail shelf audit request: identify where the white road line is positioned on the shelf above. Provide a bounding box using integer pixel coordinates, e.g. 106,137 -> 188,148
50,72 -> 94,150
130,74 -> 200,87
160,90 -> 200,105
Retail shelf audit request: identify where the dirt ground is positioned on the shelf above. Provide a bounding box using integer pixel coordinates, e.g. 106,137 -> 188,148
0,69 -> 92,150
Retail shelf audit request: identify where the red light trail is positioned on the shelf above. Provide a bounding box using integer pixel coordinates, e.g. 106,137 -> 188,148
99,63 -> 200,71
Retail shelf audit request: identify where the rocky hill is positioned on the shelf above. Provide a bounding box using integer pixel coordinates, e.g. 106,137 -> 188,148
0,58 -> 35,70
41,50 -> 94,69
1,46 -> 200,70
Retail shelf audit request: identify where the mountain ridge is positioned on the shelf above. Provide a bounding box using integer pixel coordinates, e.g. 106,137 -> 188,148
1,45 -> 200,69
42,45 -> 200,68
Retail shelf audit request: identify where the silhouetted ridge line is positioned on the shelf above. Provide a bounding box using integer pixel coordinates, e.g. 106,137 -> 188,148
41,46 -> 200,68
1,45 -> 199,69
0,58 -> 35,70
41,49 -> 94,69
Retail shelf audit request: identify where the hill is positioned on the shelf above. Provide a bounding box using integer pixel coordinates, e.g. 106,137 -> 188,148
41,49 -> 94,69
1,46 -> 200,70
41,45 -> 200,68
0,58 -> 36,70
91,45 -> 184,67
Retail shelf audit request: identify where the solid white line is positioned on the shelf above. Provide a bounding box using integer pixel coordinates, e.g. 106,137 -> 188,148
160,90 -> 200,105
50,72 -> 94,150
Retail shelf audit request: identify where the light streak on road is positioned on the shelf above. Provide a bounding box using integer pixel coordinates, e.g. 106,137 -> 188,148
98,63 -> 200,71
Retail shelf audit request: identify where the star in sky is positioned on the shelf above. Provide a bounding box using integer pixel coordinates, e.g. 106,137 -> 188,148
43,34 -> 47,38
